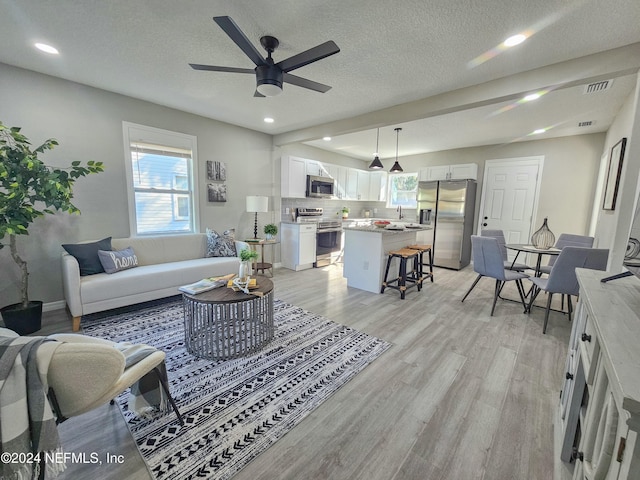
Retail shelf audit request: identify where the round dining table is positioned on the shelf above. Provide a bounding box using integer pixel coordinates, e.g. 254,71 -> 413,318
505,244 -> 561,277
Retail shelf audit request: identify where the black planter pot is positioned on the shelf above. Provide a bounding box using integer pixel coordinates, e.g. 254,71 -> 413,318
1,301 -> 43,335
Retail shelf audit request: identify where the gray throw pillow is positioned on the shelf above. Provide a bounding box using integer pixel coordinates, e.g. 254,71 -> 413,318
98,247 -> 139,274
62,237 -> 112,276
206,228 -> 237,257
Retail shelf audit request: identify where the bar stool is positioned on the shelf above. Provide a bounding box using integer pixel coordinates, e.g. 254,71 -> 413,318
381,248 -> 422,299
406,244 -> 434,283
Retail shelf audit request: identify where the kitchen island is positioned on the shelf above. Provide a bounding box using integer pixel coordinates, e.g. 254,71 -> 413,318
342,224 -> 431,293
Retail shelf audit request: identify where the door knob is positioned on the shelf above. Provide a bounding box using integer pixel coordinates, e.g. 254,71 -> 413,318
482,223 -> 488,227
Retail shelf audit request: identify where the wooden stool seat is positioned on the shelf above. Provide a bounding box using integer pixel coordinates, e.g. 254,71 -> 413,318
381,248 -> 422,299
406,244 -> 434,283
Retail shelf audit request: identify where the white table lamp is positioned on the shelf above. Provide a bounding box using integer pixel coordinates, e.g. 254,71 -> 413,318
246,195 -> 269,239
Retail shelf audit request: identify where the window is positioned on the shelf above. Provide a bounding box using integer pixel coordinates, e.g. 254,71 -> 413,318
173,176 -> 189,220
387,172 -> 418,208
123,123 -> 199,235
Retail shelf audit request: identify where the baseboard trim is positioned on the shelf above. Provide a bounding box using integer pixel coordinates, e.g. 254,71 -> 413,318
43,300 -> 66,312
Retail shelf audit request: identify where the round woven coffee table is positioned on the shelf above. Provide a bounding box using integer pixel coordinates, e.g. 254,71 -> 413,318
182,275 -> 274,360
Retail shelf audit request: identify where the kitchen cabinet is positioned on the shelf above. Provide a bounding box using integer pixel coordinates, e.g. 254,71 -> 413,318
555,269 -> 640,480
356,170 -> 370,200
306,159 -> 331,177
419,163 -> 478,181
280,223 -> 316,271
368,171 -> 387,201
345,168 -> 358,199
281,156 -> 307,198
282,156 -> 388,201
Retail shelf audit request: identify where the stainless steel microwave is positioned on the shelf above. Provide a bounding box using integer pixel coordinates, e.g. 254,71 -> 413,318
306,175 -> 335,198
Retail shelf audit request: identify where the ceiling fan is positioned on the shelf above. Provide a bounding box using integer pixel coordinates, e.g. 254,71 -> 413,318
190,16 -> 340,97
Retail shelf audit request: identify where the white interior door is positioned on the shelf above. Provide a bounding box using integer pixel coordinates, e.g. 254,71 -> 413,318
479,157 -> 543,260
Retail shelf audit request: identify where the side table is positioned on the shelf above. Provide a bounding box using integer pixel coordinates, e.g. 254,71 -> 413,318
182,275 -> 274,360
245,239 -> 279,277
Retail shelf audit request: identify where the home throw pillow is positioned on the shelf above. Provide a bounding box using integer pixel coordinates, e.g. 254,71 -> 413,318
206,228 -> 237,257
62,237 -> 112,276
98,247 -> 139,274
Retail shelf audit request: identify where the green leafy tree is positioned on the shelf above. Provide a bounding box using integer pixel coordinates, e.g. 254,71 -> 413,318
0,122 -> 104,308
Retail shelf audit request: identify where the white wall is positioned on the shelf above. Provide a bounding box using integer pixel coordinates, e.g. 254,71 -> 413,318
0,64 -> 274,306
594,78 -> 640,271
395,134 -> 606,237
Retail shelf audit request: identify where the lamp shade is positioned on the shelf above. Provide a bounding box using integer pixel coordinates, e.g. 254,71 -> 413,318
246,196 -> 269,213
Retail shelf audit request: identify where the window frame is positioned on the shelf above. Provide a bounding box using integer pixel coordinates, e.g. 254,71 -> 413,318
386,172 -> 418,209
122,122 -> 199,236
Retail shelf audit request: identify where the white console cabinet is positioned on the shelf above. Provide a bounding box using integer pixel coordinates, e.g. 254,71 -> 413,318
556,269 -> 640,480
280,223 -> 316,271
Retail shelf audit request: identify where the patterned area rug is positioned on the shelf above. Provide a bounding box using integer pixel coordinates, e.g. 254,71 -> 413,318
82,297 -> 391,480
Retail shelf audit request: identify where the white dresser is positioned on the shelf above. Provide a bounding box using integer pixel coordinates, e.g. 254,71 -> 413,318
556,268 -> 640,480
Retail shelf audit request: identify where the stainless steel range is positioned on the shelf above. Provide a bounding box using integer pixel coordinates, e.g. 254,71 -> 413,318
296,207 -> 343,267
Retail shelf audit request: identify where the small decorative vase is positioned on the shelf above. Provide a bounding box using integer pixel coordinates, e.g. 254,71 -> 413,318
238,260 -> 252,281
531,217 -> 555,250
342,213 -> 348,219
265,233 -> 273,240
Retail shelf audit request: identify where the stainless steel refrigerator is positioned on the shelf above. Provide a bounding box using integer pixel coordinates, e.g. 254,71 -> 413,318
416,179 -> 477,270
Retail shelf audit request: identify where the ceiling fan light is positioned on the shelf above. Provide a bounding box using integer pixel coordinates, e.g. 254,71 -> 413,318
368,156 -> 384,170
256,82 -> 282,96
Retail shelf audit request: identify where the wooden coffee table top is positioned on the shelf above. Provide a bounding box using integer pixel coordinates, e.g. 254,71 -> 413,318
182,275 -> 273,304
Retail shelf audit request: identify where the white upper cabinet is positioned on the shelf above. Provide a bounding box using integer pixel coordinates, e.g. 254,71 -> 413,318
356,170 -> 370,200
305,160 -> 325,177
345,168 -> 359,200
419,163 -> 478,181
282,156 -> 391,201
368,171 -> 388,202
281,156 -> 307,198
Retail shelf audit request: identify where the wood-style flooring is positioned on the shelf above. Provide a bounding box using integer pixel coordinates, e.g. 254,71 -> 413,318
38,263 -> 571,479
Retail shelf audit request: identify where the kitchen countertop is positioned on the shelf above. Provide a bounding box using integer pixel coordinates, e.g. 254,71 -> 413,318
343,224 -> 430,234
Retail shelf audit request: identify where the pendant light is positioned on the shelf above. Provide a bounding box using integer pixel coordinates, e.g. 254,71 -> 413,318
368,128 -> 384,169
389,127 -> 403,173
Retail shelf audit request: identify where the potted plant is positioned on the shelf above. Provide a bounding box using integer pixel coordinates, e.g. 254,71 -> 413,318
0,122 -> 104,334
239,248 -> 259,280
338,206 -> 349,219
264,223 -> 278,240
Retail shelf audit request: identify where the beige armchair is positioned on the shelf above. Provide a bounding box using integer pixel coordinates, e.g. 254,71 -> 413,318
0,328 -> 183,425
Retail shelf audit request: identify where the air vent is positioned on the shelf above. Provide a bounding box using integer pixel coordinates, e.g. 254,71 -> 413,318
584,80 -> 613,94
578,121 -> 594,127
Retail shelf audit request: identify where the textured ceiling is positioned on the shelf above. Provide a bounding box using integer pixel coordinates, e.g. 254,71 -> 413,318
1,0 -> 639,159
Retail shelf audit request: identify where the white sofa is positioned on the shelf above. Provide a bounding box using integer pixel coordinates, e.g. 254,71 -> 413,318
62,234 -> 248,331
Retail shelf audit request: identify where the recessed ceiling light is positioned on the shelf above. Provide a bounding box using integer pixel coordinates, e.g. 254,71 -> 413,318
532,128 -> 547,135
323,136 -> 331,141
263,117 -> 274,123
503,34 -> 526,47
523,93 -> 541,102
35,43 -> 59,55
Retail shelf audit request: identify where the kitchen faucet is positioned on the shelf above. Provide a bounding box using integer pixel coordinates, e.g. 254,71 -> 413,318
397,205 -> 404,220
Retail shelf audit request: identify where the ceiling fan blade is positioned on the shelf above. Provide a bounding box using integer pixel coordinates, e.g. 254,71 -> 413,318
276,41 -> 340,73
283,73 -> 332,93
213,16 -> 267,67
254,90 -> 265,98
190,64 -> 254,74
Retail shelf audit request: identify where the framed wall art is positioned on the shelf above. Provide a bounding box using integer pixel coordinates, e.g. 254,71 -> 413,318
602,137 -> 626,211
207,183 -> 227,202
206,161 -> 226,181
